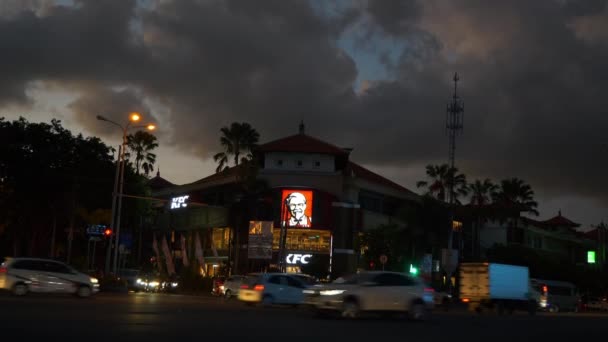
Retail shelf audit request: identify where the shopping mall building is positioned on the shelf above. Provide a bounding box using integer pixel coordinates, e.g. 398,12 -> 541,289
149,124 -> 420,279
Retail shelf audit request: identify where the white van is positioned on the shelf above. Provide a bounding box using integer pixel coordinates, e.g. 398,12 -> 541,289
531,278 -> 578,312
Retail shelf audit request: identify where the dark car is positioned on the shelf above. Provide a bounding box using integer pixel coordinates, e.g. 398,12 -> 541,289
117,268 -> 141,291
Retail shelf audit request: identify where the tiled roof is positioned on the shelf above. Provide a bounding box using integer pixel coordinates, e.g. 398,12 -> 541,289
521,214 -> 581,231
256,133 -> 350,155
541,212 -> 580,228
148,171 -> 175,190
347,162 -> 417,197
584,228 -> 599,240
184,164 -> 244,187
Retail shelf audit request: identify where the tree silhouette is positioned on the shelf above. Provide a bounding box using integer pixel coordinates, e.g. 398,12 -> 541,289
213,122 -> 260,173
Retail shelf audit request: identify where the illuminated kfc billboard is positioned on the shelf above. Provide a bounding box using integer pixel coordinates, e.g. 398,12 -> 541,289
281,190 -> 313,228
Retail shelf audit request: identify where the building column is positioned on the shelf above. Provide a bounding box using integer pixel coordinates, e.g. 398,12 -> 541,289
331,202 -> 360,279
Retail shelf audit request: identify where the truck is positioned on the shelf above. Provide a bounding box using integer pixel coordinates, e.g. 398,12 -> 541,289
459,262 -> 540,315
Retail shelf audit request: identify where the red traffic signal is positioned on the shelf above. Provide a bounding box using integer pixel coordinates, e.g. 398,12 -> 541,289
104,228 -> 112,237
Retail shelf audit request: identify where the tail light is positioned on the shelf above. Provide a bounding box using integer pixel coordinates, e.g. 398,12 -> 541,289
240,284 -> 249,289
0,266 -> 6,274
462,298 -> 470,303
424,288 -> 435,294
253,284 -> 264,291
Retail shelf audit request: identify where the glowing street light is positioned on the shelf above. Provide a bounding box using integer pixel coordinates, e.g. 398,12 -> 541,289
97,112 -> 156,274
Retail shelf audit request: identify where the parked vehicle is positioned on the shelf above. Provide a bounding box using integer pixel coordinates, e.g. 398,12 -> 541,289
0,257 -> 100,297
211,276 -> 226,296
579,295 -> 608,312
223,275 -> 249,299
238,273 -> 309,306
433,290 -> 453,309
118,268 -> 141,291
531,278 -> 578,312
459,262 -> 540,315
303,271 -> 434,320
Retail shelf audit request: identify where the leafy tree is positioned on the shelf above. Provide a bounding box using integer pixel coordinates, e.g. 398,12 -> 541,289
0,117 -> 116,259
0,117 -> 151,268
126,131 -> 158,177
213,122 -> 260,173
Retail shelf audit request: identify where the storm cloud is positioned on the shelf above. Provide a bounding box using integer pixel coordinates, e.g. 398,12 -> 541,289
0,0 -> 607,222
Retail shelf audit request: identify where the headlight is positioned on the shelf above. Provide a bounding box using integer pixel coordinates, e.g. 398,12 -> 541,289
90,277 -> 99,284
219,285 -> 225,290
171,282 -> 178,287
136,278 -> 143,284
149,281 -> 160,288
302,290 -> 316,294
320,290 -> 346,296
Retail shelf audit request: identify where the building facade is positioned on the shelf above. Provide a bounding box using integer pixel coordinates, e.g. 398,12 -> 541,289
478,211 -> 594,265
149,125 -> 420,279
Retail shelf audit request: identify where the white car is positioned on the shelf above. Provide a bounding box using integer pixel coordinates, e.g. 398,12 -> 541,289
0,257 -> 100,297
238,273 -> 309,306
304,271 -> 434,319
223,275 -> 249,299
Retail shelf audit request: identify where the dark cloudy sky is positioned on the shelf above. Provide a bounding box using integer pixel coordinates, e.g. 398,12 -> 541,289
1,0 -> 607,228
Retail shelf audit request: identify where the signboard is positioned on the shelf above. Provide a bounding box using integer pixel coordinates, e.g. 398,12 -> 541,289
286,253 -> 313,265
86,224 -> 107,237
170,195 -> 189,209
379,254 -> 388,264
422,254 -> 433,275
281,189 -> 313,228
587,250 -> 596,264
119,232 -> 133,249
247,221 -> 273,259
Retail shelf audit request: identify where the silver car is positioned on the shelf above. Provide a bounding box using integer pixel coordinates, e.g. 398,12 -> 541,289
304,271 -> 434,319
0,257 -> 100,297
223,275 -> 249,299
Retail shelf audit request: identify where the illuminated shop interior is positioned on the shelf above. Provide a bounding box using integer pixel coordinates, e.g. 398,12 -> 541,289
272,228 -> 331,253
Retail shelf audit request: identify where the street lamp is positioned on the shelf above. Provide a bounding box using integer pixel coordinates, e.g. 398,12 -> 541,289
97,113 -> 156,274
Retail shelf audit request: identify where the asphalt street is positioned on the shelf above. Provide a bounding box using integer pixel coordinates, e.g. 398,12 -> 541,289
0,292 -> 606,341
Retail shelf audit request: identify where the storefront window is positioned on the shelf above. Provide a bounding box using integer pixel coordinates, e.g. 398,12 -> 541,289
212,227 -> 230,250
272,228 -> 330,253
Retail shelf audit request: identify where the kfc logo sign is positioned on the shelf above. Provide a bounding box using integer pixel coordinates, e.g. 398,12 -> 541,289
170,195 -> 189,209
286,253 -> 312,265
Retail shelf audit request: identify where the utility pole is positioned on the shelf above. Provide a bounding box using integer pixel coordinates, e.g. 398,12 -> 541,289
105,144 -> 122,274
445,72 -> 464,288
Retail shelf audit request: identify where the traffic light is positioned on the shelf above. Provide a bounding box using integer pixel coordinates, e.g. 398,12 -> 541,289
409,264 -> 419,276
104,228 -> 113,237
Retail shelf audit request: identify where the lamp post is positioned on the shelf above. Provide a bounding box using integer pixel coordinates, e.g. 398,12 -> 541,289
97,113 -> 156,274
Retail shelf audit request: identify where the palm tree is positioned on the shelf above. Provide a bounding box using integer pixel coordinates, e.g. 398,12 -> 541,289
469,179 -> 498,207
416,164 -> 468,204
468,179 -> 498,259
493,178 -> 539,245
126,131 -> 159,177
493,178 -> 539,216
213,122 -> 260,173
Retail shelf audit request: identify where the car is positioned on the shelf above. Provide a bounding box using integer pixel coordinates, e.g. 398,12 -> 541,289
211,276 -> 226,296
0,257 -> 100,297
291,273 -> 320,286
238,273 -> 309,306
583,297 -> 608,312
303,271 -> 434,320
223,275 -> 249,299
117,268 -> 141,291
433,290 -> 453,308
